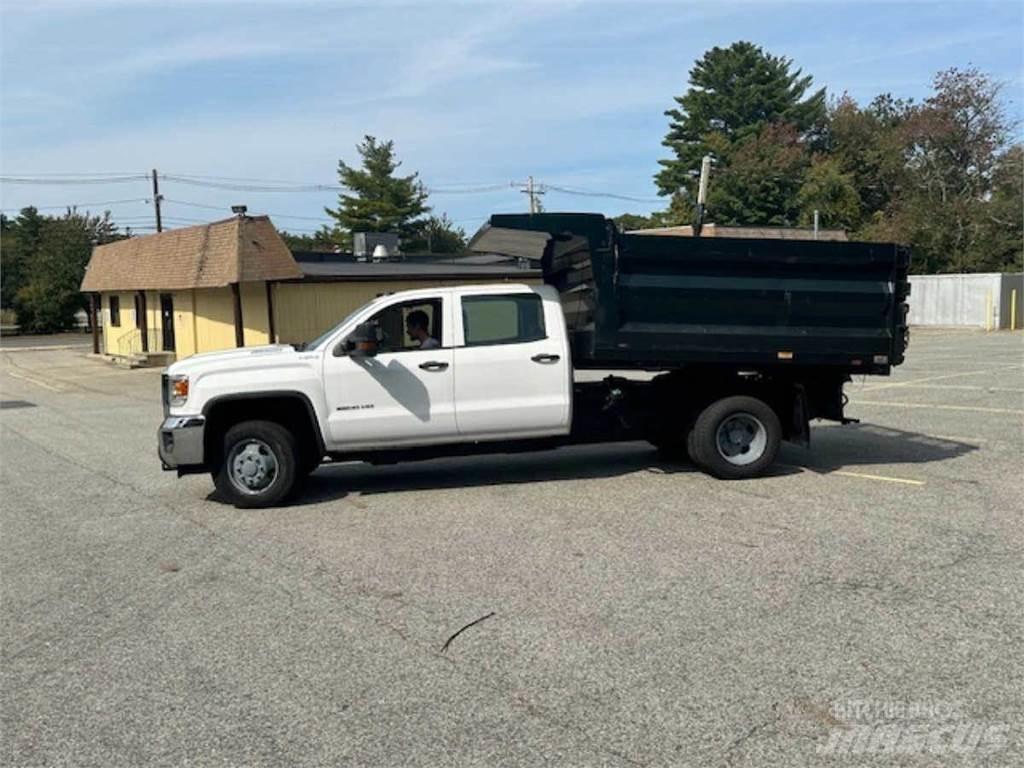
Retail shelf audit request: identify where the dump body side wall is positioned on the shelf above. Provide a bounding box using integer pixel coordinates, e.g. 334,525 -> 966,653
589,233 -> 910,372
480,214 -> 909,374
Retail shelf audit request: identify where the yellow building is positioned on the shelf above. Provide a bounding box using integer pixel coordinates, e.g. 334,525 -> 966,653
81,215 -> 539,363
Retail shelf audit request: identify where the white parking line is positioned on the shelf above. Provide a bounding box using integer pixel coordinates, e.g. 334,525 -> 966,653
850,400 -> 1024,415
4,369 -> 65,392
859,364 -> 1023,392
862,384 -> 1024,393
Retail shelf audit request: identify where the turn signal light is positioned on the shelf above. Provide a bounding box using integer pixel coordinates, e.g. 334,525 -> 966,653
169,375 -> 189,405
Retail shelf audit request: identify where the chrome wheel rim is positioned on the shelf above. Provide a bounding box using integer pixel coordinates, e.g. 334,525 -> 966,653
715,413 -> 767,466
228,438 -> 279,495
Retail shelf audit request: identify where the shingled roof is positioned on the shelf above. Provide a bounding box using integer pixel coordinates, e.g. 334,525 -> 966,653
81,215 -> 302,292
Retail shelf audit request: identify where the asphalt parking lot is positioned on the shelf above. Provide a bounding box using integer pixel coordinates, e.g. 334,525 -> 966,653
2,329 -> 1022,766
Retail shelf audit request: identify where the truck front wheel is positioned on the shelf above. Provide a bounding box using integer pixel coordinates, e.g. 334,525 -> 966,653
213,420 -> 298,508
689,396 -> 781,479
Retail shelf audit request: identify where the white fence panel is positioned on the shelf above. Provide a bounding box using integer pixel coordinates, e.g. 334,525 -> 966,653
908,273 -> 1022,329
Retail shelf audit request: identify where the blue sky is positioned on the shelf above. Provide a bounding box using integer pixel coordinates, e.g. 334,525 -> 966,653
1,0 -> 1021,237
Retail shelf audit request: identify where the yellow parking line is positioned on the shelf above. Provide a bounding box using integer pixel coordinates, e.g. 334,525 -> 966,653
779,464 -> 926,486
850,401 -> 1024,415
832,470 -> 925,486
929,434 -> 988,443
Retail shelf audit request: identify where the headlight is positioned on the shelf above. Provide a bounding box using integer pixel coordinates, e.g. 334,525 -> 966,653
169,374 -> 189,406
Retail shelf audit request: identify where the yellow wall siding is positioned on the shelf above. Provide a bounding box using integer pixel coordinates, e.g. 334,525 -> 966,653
193,287 -> 237,353
102,291 -> 136,355
240,282 -> 271,346
272,278 -> 540,344
99,277 -> 540,357
171,290 -> 198,358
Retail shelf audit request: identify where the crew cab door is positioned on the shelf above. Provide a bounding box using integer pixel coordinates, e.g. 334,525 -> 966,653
322,293 -> 457,448
453,287 -> 571,438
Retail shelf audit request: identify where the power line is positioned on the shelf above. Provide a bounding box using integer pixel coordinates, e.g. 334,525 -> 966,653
543,184 -> 662,204
0,197 -> 149,213
0,174 -> 148,185
163,198 -> 334,223
161,175 -> 338,192
0,171 -> 147,177
0,170 -> 662,202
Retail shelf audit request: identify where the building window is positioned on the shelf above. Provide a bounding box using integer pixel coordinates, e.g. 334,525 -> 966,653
109,295 -> 121,327
461,293 -> 546,346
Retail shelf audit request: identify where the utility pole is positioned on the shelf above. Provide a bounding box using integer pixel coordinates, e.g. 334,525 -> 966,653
151,169 -> 163,233
520,176 -> 544,214
693,155 -> 711,237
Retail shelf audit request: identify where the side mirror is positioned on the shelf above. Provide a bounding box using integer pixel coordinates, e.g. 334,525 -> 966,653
338,321 -> 380,357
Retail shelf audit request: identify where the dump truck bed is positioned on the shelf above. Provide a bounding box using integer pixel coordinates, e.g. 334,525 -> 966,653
471,213 -> 910,375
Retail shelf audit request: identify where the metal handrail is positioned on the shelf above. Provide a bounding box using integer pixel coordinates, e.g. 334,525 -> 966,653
115,327 -> 164,357
116,328 -> 142,357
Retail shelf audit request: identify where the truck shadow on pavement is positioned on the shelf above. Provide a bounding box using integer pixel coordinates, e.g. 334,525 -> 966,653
294,423 -> 977,504
778,422 -> 979,474
284,442 -> 802,506
206,424 -> 975,507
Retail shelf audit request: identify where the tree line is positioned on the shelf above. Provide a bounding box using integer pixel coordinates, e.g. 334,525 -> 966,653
1,209 -> 121,333
621,41 -> 1021,274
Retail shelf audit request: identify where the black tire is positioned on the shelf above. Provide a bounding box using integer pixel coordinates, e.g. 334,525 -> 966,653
689,395 -> 781,480
686,426 -> 705,469
212,420 -> 298,508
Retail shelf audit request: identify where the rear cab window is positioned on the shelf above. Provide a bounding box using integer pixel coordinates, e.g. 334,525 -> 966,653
461,293 -> 546,346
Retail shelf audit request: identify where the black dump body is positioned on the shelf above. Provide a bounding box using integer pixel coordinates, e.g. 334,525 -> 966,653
471,213 -> 910,376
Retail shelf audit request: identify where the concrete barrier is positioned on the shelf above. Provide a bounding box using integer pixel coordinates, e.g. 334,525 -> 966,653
908,273 -> 1023,330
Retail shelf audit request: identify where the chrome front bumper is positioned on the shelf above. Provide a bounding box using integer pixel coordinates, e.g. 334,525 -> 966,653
158,415 -> 206,470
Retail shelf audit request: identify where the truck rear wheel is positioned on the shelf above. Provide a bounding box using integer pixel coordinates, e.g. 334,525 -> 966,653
689,396 -> 781,479
213,420 -> 298,508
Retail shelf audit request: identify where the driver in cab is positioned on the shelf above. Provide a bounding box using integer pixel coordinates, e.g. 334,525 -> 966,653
405,310 -> 440,350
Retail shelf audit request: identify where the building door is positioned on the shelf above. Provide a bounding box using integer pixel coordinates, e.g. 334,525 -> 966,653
159,294 -> 175,352
134,292 -> 148,352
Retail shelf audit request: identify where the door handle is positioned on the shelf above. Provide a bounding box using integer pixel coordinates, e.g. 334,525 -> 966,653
419,361 -> 449,371
531,353 -> 561,363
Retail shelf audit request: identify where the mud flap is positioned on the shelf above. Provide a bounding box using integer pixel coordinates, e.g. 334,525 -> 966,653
791,385 -> 811,447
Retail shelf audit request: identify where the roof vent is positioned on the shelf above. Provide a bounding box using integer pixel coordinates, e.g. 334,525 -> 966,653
353,232 -> 400,261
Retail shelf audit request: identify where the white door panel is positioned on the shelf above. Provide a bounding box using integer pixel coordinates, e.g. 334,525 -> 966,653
325,349 -> 456,447
321,292 -> 457,449
453,341 -> 569,436
453,289 -> 571,439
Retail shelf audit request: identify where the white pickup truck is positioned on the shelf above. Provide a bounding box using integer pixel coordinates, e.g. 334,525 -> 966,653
159,283 -> 795,507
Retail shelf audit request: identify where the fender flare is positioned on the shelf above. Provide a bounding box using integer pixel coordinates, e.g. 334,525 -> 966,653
201,390 -> 326,457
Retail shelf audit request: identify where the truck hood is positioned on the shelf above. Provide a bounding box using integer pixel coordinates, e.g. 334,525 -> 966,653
167,344 -> 302,376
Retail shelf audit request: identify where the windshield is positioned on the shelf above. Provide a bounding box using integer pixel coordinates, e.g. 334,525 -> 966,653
302,297 -> 387,351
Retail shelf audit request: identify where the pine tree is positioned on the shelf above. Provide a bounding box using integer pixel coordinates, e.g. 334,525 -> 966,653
325,136 -> 429,246
655,41 -> 826,196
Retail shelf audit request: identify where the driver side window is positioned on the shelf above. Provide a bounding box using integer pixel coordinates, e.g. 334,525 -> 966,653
367,298 -> 443,353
